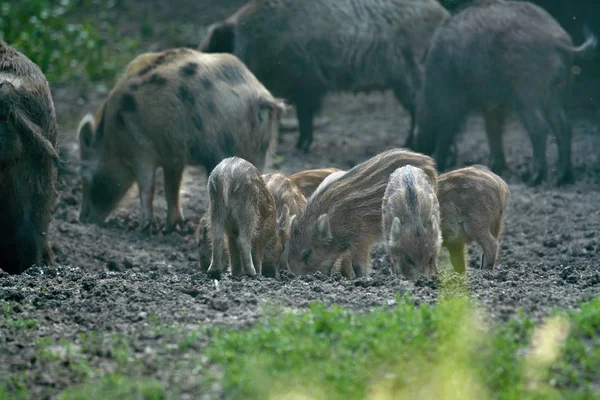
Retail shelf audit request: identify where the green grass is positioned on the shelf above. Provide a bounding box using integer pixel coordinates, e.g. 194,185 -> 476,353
2,318 -> 39,330
58,374 -> 166,400
206,295 -> 600,400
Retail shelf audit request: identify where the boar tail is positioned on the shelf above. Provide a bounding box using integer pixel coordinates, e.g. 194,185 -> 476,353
567,25 -> 598,61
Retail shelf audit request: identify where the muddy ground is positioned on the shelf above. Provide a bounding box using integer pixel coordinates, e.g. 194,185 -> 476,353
2,1 -> 600,398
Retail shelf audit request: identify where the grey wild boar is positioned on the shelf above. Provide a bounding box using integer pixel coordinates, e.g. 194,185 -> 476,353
199,0 -> 449,152
206,157 -> 278,278
382,165 -> 441,280
0,40 -> 60,274
283,148 -> 437,279
437,164 -> 510,273
288,167 -> 343,198
411,0 -> 597,186
77,48 -> 285,233
261,172 -> 308,276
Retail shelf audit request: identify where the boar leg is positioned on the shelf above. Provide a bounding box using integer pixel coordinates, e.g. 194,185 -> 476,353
547,105 -> 574,185
351,248 -> 372,279
227,235 -> 243,277
445,241 -> 467,274
163,165 -> 185,233
516,105 -> 549,186
135,163 -> 157,233
483,106 -> 507,176
237,236 -> 257,277
478,231 -> 499,270
295,96 -> 322,152
207,226 -> 227,278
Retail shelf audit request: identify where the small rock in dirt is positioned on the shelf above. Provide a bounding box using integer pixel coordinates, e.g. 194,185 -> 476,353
181,287 -> 201,298
24,266 -> 44,276
210,298 -> 229,312
123,257 -> 135,269
543,239 -> 559,248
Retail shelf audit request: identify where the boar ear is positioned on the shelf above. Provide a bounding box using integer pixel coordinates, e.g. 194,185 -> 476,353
390,217 -> 402,245
78,113 -> 95,153
317,213 -> 333,243
201,22 -> 236,54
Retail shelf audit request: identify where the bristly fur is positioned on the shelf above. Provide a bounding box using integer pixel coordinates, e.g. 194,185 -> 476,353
286,148 -> 437,278
77,48 -> 284,231
288,167 -> 343,198
0,39 -> 58,274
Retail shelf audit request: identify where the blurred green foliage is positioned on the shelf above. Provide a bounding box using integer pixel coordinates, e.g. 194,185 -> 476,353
0,0 -> 138,84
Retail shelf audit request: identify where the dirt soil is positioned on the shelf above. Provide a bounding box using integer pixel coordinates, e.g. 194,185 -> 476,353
2,1 -> 600,398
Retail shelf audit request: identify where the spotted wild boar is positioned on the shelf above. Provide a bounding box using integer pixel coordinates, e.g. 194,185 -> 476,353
199,0 -> 450,152
283,148 -> 437,278
437,164 -> 510,273
411,0 -> 597,186
0,40 -> 59,274
77,48 -> 285,233
382,165 -> 441,280
206,157 -> 278,278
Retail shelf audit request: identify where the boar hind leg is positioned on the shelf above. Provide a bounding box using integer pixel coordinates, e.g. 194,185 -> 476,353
295,95 -> 323,153
547,105 -> 574,186
516,104 -> 550,186
445,241 -> 467,274
477,231 -> 499,270
483,106 -> 507,176
237,237 -> 257,278
163,165 -> 185,233
207,218 -> 226,278
134,162 -> 157,233
227,235 -> 243,277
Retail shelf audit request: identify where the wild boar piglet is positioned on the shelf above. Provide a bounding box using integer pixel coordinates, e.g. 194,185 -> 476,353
206,157 -> 278,279
382,165 -> 441,280
437,165 -> 510,273
288,168 -> 343,198
284,148 -> 437,279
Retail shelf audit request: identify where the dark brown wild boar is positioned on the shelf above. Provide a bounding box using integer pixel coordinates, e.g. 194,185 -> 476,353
262,172 -> 307,276
411,0 -> 597,186
283,148 -> 437,279
199,0 -> 449,152
437,164 -> 510,273
382,165 -> 441,280
0,40 -> 59,274
77,48 -> 285,233
288,168 -> 343,198
206,157 -> 278,279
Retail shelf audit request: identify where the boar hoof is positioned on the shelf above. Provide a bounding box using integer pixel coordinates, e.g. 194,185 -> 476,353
140,221 -> 157,235
164,220 -> 185,235
557,170 -> 575,187
207,268 -> 223,280
528,172 -> 545,187
295,138 -> 312,153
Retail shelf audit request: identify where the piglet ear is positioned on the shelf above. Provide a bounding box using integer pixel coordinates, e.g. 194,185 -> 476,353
317,213 -> 333,243
390,217 -> 402,245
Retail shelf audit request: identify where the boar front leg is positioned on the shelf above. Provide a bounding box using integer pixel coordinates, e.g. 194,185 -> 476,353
135,161 -> 157,234
445,241 -> 467,274
351,248 -> 372,279
163,165 -> 185,233
478,231 -> 499,270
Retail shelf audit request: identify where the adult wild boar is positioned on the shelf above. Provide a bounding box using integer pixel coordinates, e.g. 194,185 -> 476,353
283,148 -> 437,279
382,165 -> 441,280
206,157 -> 278,278
199,0 -> 450,152
78,48 -> 285,233
437,164 -> 510,273
0,40 -> 59,274
411,0 -> 597,186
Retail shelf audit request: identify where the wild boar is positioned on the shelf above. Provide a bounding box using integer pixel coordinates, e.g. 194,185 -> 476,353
382,165 -> 441,280
283,148 -> 437,278
206,157 -> 278,278
0,40 -> 59,274
411,0 -> 597,186
199,0 -> 450,152
288,167 -> 343,198
261,172 -> 308,277
437,164 -> 510,273
77,48 -> 285,233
